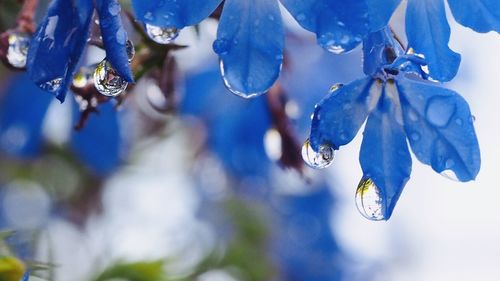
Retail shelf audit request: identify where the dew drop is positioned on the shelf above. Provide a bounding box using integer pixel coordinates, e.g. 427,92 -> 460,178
296,13 -> 306,22
410,132 -> 420,141
108,1 -> 121,16
38,78 -> 63,92
440,170 -> 459,181
145,24 -> 179,44
328,83 -> 344,94
425,96 -> 455,127
301,138 -> 334,169
115,27 -> 126,45
219,60 -> 267,98
6,31 -> 30,69
213,38 -> 230,55
355,178 -> 385,221
407,109 -> 419,122
93,59 -> 128,97
126,39 -> 135,62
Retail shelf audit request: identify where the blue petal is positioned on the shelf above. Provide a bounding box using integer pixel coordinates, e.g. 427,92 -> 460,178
280,0 -> 400,52
0,74 -> 52,158
359,81 -> 412,219
397,74 -> 480,181
214,0 -> 284,97
405,0 -> 461,82
95,0 -> 134,82
27,0 -> 93,102
21,271 -> 30,281
309,77 -> 375,151
448,0 -> 500,33
362,27 -> 404,76
131,0 -> 221,29
70,101 -> 124,176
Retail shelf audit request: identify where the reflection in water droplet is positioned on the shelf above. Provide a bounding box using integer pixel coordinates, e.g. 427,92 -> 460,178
38,78 -> 63,92
72,67 -> 93,88
355,178 -> 385,221
145,24 -> 179,44
219,60 -> 267,98
93,59 -> 128,97
301,138 -> 334,169
126,39 -> 135,62
426,96 -> 455,127
329,83 -> 344,94
6,32 -> 30,68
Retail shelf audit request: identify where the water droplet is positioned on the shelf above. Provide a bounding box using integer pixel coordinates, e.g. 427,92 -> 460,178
355,178 -> 385,221
115,27 -> 126,45
425,96 -> 456,127
108,1 -> 121,16
213,38 -> 230,55
144,11 -> 154,21
93,59 -> 128,97
301,138 -> 334,169
328,83 -> 344,94
126,39 -> 135,62
407,109 -> 419,122
38,78 -> 62,92
72,67 -> 93,88
410,132 -> 420,141
219,60 -> 267,98
6,32 -> 30,68
455,118 -> 463,126
440,170 -> 459,181
296,13 -> 306,22
264,128 -> 282,161
145,24 -> 179,44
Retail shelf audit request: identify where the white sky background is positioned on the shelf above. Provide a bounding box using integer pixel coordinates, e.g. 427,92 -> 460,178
332,12 -> 500,281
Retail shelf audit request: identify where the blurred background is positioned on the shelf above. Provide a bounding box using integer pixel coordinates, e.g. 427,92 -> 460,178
0,1 -> 499,281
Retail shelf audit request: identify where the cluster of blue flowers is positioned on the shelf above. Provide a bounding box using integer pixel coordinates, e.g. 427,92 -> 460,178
1,0 -> 499,221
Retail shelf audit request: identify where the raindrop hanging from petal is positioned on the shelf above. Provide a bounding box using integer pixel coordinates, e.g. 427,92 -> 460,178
145,24 -> 179,44
301,138 -> 334,169
93,59 -> 128,97
355,178 -> 386,221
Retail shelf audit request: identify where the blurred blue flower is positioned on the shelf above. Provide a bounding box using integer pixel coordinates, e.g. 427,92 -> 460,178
27,0 -> 133,102
0,74 -> 125,176
405,0 -> 500,82
133,0 -> 399,97
308,27 -> 480,220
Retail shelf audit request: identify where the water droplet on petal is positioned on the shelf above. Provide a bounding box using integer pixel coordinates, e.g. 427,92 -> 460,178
328,83 -> 344,94
93,59 -> 128,97
213,38 -> 230,55
115,27 -> 127,45
301,138 -> 334,169
296,13 -> 306,22
38,78 -> 63,92
108,1 -> 121,16
126,39 -> 135,62
219,60 -> 267,98
355,178 -> 385,221
440,170 -> 459,181
145,24 -> 179,44
6,31 -> 30,68
410,132 -> 420,141
407,109 -> 419,122
425,96 -> 456,127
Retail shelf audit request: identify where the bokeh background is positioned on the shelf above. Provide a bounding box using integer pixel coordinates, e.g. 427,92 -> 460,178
0,2 -> 499,281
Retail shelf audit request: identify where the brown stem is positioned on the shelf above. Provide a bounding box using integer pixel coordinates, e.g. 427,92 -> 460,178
16,0 -> 38,33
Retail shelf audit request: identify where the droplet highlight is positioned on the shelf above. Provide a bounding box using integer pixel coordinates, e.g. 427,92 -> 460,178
93,59 -> 128,97
38,78 -> 63,92
355,178 -> 385,221
301,138 -> 334,169
145,24 -> 179,44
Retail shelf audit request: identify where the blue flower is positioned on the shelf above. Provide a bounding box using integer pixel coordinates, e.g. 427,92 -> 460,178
0,74 -> 125,176
27,0 -> 133,102
307,27 -> 480,220
132,0 -> 401,97
403,0 -> 500,82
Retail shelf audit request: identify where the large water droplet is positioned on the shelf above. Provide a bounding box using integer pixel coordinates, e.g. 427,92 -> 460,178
6,32 -> 30,69
93,59 -> 128,97
301,138 -> 334,169
219,60 -> 267,98
355,178 -> 385,221
440,170 -> 459,181
38,78 -> 63,92
426,96 -> 455,127
145,24 -> 179,44
213,38 -> 230,55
